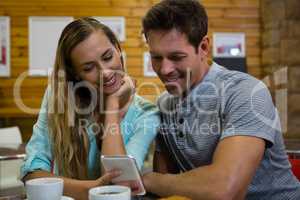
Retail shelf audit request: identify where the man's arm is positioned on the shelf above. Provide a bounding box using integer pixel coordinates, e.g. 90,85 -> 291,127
143,136 -> 265,200
153,149 -> 180,174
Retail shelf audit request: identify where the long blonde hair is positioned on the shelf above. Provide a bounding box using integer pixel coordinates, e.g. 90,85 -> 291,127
48,17 -> 123,179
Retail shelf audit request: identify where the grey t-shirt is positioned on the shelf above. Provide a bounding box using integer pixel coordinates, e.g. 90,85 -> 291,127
156,62 -> 300,199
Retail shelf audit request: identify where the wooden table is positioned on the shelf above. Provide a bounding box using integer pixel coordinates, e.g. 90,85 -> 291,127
0,189 -> 158,200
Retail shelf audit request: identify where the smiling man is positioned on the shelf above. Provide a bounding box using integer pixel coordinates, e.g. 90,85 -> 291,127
142,0 -> 300,199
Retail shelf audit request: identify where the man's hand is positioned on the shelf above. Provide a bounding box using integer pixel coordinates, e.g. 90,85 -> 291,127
142,172 -> 167,194
114,180 -> 142,195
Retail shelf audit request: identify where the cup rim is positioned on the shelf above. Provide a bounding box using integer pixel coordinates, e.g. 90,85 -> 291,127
26,177 -> 64,186
89,185 -> 130,197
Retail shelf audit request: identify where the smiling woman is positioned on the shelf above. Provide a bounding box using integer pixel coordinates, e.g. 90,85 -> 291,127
20,17 -> 160,200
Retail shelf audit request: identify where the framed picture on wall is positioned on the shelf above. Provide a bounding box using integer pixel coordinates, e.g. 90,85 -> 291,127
93,17 -> 126,42
0,17 -> 10,77
143,52 -> 156,77
29,16 -> 73,76
213,32 -> 246,58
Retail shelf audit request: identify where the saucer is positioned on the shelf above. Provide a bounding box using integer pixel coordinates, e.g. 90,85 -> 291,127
61,196 -> 74,200
26,196 -> 74,200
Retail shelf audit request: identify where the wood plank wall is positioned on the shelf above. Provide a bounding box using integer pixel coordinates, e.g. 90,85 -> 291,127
0,0 -> 261,141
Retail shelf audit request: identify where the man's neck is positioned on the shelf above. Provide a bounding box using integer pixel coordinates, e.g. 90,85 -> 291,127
181,60 -> 212,99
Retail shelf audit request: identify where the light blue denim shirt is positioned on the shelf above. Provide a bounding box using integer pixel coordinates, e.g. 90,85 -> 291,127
21,88 -> 160,179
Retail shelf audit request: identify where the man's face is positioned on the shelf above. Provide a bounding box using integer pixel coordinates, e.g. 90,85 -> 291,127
147,29 -> 208,96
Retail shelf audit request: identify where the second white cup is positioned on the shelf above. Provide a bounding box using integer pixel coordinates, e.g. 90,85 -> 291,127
89,185 -> 131,200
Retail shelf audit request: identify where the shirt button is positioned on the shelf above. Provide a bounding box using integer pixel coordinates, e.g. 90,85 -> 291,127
178,131 -> 184,138
179,118 -> 184,124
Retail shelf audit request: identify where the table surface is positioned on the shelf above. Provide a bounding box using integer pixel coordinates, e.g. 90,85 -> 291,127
1,139 -> 300,199
0,143 -> 26,161
0,185 -> 158,200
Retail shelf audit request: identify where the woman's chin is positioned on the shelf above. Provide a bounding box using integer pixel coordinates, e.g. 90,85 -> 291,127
103,88 -> 118,95
102,77 -> 123,96
102,83 -> 121,95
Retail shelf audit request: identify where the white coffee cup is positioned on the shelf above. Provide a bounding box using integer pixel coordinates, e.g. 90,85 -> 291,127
25,177 -> 64,200
89,185 -> 131,200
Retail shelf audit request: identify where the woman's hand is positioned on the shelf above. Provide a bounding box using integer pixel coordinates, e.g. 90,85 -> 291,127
105,75 -> 135,110
95,170 -> 122,186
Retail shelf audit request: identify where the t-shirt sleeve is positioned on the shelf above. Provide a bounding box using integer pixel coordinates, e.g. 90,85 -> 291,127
20,87 -> 53,179
220,78 -> 281,148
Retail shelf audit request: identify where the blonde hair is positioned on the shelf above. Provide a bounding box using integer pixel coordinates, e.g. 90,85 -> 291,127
48,17 -> 123,179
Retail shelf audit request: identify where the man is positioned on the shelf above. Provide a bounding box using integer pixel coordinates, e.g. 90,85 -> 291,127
141,0 -> 300,199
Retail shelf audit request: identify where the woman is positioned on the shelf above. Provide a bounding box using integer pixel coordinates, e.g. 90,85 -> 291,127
21,17 -> 160,199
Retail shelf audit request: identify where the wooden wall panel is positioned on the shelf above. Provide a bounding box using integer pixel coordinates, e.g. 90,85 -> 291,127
0,0 -> 261,140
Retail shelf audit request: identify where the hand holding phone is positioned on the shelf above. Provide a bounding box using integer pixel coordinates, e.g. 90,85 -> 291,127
101,155 -> 146,195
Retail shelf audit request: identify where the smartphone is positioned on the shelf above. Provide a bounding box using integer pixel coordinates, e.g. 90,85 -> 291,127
101,155 -> 146,195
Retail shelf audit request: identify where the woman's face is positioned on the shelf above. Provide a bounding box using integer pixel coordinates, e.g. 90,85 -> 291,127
71,30 -> 123,95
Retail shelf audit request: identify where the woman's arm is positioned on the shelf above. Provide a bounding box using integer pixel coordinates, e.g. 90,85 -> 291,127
23,170 -> 120,200
100,97 -> 127,155
101,76 -> 135,156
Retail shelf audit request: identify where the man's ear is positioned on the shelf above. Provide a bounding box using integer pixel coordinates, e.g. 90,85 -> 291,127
198,35 -> 210,56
